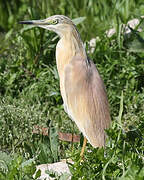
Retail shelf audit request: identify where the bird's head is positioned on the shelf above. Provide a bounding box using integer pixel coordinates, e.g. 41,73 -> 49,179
19,15 -> 76,37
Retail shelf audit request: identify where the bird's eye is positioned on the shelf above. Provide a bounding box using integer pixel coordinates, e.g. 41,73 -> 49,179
52,19 -> 58,24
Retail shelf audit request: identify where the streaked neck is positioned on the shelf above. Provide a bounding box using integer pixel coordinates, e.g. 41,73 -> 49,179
64,27 -> 86,58
56,26 -> 87,77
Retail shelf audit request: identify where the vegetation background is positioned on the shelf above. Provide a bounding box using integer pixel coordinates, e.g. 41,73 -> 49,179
0,0 -> 144,179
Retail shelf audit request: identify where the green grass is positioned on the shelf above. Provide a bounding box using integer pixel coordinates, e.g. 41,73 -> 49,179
0,0 -> 144,179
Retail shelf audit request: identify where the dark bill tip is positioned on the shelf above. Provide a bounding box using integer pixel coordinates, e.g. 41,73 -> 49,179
19,21 -> 34,25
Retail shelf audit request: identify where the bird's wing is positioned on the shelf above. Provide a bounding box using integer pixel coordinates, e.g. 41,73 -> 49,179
64,54 -> 111,147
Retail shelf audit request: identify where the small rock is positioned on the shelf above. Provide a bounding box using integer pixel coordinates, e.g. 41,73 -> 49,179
34,161 -> 71,180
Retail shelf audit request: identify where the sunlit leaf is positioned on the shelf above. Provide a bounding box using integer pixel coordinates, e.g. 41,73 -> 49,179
72,17 -> 86,25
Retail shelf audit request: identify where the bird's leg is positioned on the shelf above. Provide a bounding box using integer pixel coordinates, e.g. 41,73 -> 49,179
80,137 -> 87,158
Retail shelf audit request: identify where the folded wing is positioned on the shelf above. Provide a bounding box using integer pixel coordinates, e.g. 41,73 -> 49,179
64,54 -> 111,147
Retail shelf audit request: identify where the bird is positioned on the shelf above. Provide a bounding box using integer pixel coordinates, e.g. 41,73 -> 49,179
19,15 -> 111,157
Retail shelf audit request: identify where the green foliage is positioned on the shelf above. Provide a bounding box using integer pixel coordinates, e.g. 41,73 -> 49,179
124,18 -> 144,52
0,0 -> 144,179
0,97 -> 60,164
0,152 -> 39,180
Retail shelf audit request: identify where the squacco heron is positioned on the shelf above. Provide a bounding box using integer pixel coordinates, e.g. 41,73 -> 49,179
20,15 -> 111,157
